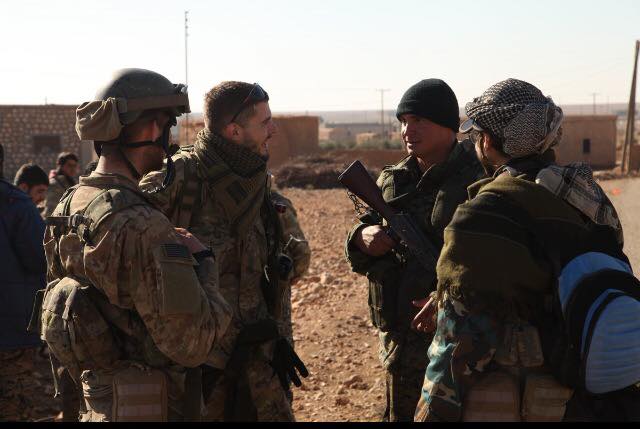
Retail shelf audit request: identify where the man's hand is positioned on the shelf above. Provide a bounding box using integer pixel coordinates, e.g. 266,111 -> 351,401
354,225 -> 397,257
411,297 -> 437,333
175,227 -> 207,254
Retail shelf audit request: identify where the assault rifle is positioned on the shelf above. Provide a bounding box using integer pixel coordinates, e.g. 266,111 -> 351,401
338,160 -> 439,272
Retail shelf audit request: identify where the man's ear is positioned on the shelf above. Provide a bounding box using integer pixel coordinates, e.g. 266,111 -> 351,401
482,132 -> 495,156
17,183 -> 29,193
220,123 -> 242,142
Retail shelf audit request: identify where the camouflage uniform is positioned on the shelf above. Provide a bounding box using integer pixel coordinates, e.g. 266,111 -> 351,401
140,130 -> 303,422
43,172 -> 232,422
43,173 -> 74,217
44,174 -> 80,420
270,190 -> 311,347
344,140 -> 484,422
414,154 -> 631,422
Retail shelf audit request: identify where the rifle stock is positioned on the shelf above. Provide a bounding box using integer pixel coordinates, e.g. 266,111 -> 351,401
339,160 -> 439,270
338,161 -> 395,220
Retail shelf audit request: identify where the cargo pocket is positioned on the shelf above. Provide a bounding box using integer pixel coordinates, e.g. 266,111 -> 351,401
153,244 -> 201,316
521,374 -> 573,422
112,367 -> 168,422
69,287 -> 120,369
494,323 -> 519,366
516,323 -> 544,368
367,278 -> 397,332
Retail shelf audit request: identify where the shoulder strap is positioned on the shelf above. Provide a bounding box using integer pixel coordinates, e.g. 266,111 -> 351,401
82,186 -> 151,239
174,153 -> 202,229
46,185 -> 151,244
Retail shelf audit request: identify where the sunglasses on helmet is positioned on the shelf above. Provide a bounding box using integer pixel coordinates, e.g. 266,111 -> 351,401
229,83 -> 269,124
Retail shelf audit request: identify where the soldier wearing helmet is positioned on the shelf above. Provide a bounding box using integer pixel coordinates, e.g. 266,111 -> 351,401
37,68 -> 232,422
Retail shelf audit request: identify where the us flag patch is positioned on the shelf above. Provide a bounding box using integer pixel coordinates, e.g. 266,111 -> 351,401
161,243 -> 191,260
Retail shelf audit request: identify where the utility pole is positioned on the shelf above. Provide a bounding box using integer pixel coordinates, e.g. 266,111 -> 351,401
590,92 -> 599,114
622,40 -> 639,173
184,10 -> 190,146
376,89 -> 390,140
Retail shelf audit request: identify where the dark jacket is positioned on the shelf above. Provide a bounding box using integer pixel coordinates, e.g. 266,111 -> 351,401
0,179 -> 46,350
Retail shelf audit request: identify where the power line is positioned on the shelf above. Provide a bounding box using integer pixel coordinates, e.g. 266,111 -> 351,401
589,92 -> 600,114
376,89 -> 390,139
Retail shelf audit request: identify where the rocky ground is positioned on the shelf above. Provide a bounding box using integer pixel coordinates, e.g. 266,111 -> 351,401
21,177 -> 640,422
284,188 -> 385,422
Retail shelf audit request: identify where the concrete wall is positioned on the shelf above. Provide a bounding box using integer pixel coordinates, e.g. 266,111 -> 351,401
0,105 -> 86,180
177,115 -> 319,169
554,115 -> 617,169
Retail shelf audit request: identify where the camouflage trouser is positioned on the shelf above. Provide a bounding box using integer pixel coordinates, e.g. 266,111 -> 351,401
381,330 -> 433,422
205,351 -> 294,422
56,366 -> 80,422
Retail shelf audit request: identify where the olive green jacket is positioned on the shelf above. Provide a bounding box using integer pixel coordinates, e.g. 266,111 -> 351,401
344,140 -> 485,367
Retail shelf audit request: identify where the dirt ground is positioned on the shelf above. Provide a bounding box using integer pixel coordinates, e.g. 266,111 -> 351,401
21,178 -> 640,422
285,188 -> 385,422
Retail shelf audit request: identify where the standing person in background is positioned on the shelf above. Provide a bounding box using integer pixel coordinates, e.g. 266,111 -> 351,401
14,164 -> 49,206
1,164 -> 47,421
0,144 -> 4,179
344,79 -> 484,421
43,152 -> 79,217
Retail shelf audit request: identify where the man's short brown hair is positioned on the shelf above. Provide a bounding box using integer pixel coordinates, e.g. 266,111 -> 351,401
56,152 -> 78,167
203,81 -> 269,133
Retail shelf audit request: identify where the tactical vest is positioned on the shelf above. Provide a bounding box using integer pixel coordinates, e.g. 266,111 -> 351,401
34,184 -> 170,386
166,146 -> 287,319
367,144 -> 481,332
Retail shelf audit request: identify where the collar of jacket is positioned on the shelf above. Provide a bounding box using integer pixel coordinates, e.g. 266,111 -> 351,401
390,139 -> 469,192
467,150 -> 558,199
79,171 -> 142,193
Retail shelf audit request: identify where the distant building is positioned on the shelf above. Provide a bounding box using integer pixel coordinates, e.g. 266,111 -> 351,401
324,122 -> 399,140
0,105 -> 92,180
555,115 -> 617,169
319,126 -> 354,144
177,115 -> 320,168
458,114 -> 618,170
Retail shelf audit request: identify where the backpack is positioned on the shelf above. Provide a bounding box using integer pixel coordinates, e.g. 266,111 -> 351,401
552,252 -> 640,394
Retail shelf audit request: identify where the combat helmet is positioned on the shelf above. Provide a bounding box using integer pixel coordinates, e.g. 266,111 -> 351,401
76,68 -> 190,190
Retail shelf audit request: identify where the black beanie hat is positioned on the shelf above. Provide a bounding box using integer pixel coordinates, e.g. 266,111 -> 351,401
396,79 -> 460,133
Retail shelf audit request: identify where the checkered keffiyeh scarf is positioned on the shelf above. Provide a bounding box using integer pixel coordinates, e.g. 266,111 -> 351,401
466,79 -> 564,158
536,163 -> 623,244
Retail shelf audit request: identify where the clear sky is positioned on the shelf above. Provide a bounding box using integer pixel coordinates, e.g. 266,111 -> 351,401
1,0 -> 638,112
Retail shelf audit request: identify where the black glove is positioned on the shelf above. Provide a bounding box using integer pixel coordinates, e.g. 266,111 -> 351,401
270,338 -> 309,391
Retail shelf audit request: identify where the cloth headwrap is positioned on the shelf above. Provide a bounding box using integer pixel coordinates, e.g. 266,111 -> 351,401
535,163 -> 624,244
465,78 -> 564,158
75,97 -> 124,141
